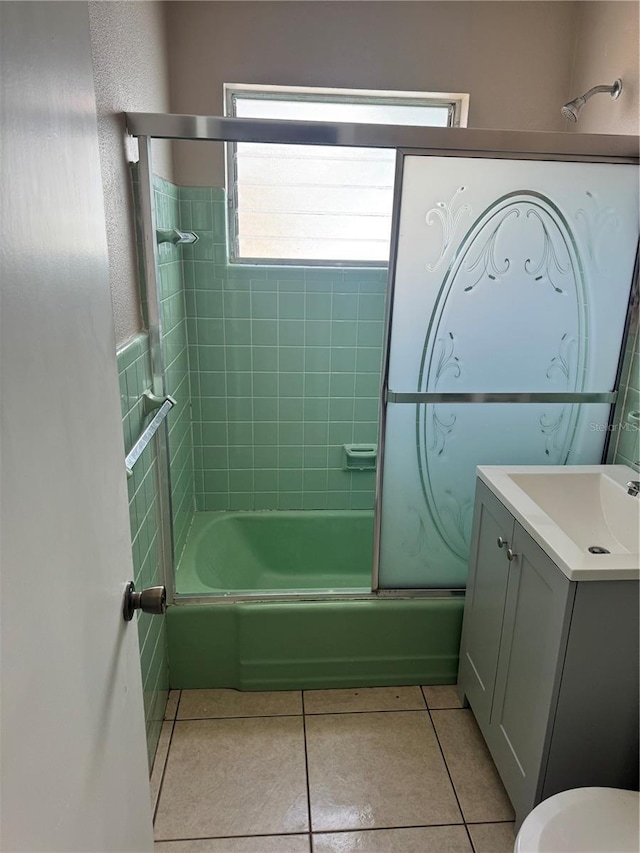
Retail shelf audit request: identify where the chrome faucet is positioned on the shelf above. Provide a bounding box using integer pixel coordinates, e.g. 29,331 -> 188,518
626,481 -> 640,497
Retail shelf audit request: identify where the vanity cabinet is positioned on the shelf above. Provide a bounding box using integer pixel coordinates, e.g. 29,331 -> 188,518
458,479 -> 639,825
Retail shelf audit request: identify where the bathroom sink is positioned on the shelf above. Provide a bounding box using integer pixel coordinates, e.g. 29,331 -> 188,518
477,465 -> 640,581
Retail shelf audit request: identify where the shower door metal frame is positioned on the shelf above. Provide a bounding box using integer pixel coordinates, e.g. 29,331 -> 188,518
128,113 -> 638,603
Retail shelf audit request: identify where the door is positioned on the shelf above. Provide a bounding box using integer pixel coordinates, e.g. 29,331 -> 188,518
1,4 -> 154,851
457,481 -> 514,728
488,524 -> 574,820
376,150 -> 639,590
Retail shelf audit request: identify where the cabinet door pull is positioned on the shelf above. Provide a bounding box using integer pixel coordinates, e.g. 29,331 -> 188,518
497,536 -> 507,549
507,548 -> 517,561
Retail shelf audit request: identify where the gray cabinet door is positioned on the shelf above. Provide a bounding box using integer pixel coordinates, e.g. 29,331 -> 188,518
457,481 -> 515,728
487,522 -> 575,821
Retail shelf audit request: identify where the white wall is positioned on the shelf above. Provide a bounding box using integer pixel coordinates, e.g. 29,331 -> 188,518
567,1 -> 639,135
166,0 -> 579,186
89,0 -> 174,346
0,2 -> 154,848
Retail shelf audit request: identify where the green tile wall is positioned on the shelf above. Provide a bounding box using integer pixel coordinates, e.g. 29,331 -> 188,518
117,333 -> 168,769
612,325 -> 639,471
178,186 -> 387,512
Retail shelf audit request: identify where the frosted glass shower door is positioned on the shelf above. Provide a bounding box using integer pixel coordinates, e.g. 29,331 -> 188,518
378,155 -> 639,589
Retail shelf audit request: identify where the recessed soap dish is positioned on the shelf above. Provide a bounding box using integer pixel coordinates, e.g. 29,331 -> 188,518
343,443 -> 377,471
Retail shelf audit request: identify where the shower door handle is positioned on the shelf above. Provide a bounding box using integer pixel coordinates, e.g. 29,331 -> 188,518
122,581 -> 166,622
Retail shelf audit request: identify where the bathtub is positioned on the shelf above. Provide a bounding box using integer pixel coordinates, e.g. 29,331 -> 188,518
176,510 -> 374,595
168,510 -> 465,691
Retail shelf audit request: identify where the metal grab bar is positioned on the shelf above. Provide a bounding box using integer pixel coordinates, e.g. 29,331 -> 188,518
386,391 -> 617,404
125,394 -> 176,477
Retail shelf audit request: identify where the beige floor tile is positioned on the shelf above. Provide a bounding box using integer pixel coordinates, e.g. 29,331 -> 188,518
313,825 -> 472,852
165,690 -> 181,720
150,721 -> 174,814
177,688 -> 302,719
304,686 -> 425,714
305,710 -> 462,832
155,835 -> 310,852
431,710 -> 515,823
154,717 -> 308,840
422,684 -> 464,709
467,822 -> 517,853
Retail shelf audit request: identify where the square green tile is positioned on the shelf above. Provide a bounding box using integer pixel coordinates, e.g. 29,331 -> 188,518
303,422 -> 329,444
305,348 -> 330,372
279,373 -> 304,397
302,492 -> 328,510
252,319 -> 278,346
252,346 -> 278,372
356,348 -> 382,373
356,373 -> 381,397
332,293 -> 358,320
198,372 -> 226,397
357,321 -> 384,347
331,348 -> 356,372
278,347 -> 304,372
331,322 -> 358,347
303,446 -> 328,468
226,372 -> 252,397
252,291 -> 278,319
227,397 -> 253,421
254,470 -> 278,492
228,422 -> 253,446
203,470 -> 229,493
224,292 -> 251,319
253,398 -> 278,421
226,346 -> 252,371
253,372 -> 278,397
229,470 -> 254,492
201,447 -> 228,470
330,373 -> 355,397
279,398 -> 303,420
224,319 -> 251,345
304,398 -> 329,421
254,446 -> 278,468
278,469 -> 303,490
304,373 -> 330,397
254,422 -> 278,445
306,321 -> 331,346
278,422 -> 303,445
278,447 -> 303,469
305,292 -> 331,320
278,292 -> 305,319
354,398 -> 380,421
303,470 -> 328,491
278,320 -> 304,346
358,294 -> 386,321
229,446 -> 253,469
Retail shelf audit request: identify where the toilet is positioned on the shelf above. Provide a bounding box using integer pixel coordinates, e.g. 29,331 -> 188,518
515,787 -> 640,852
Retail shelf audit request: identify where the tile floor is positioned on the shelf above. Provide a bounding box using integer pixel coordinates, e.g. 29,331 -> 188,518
152,686 -> 516,853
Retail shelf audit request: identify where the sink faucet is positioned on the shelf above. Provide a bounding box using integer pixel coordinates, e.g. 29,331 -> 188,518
626,481 -> 640,497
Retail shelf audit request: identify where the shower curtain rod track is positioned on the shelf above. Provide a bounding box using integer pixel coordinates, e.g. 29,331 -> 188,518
124,112 -> 639,163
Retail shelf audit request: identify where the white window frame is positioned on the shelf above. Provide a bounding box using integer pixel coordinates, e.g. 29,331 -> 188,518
224,83 -> 469,267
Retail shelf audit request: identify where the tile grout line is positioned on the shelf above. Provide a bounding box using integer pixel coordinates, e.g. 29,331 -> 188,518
301,690 -> 314,850
153,690 -> 181,826
421,688 -> 477,852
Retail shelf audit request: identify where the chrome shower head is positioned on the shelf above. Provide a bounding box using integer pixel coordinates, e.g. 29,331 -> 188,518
561,97 -> 585,122
561,79 -> 622,123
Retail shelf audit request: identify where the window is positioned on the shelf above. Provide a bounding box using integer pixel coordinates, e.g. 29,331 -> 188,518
225,84 -> 469,266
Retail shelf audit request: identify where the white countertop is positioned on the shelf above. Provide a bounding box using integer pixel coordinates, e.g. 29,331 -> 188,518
477,465 -> 640,582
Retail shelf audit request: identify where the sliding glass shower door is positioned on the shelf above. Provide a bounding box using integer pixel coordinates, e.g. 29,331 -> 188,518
377,153 -> 639,589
